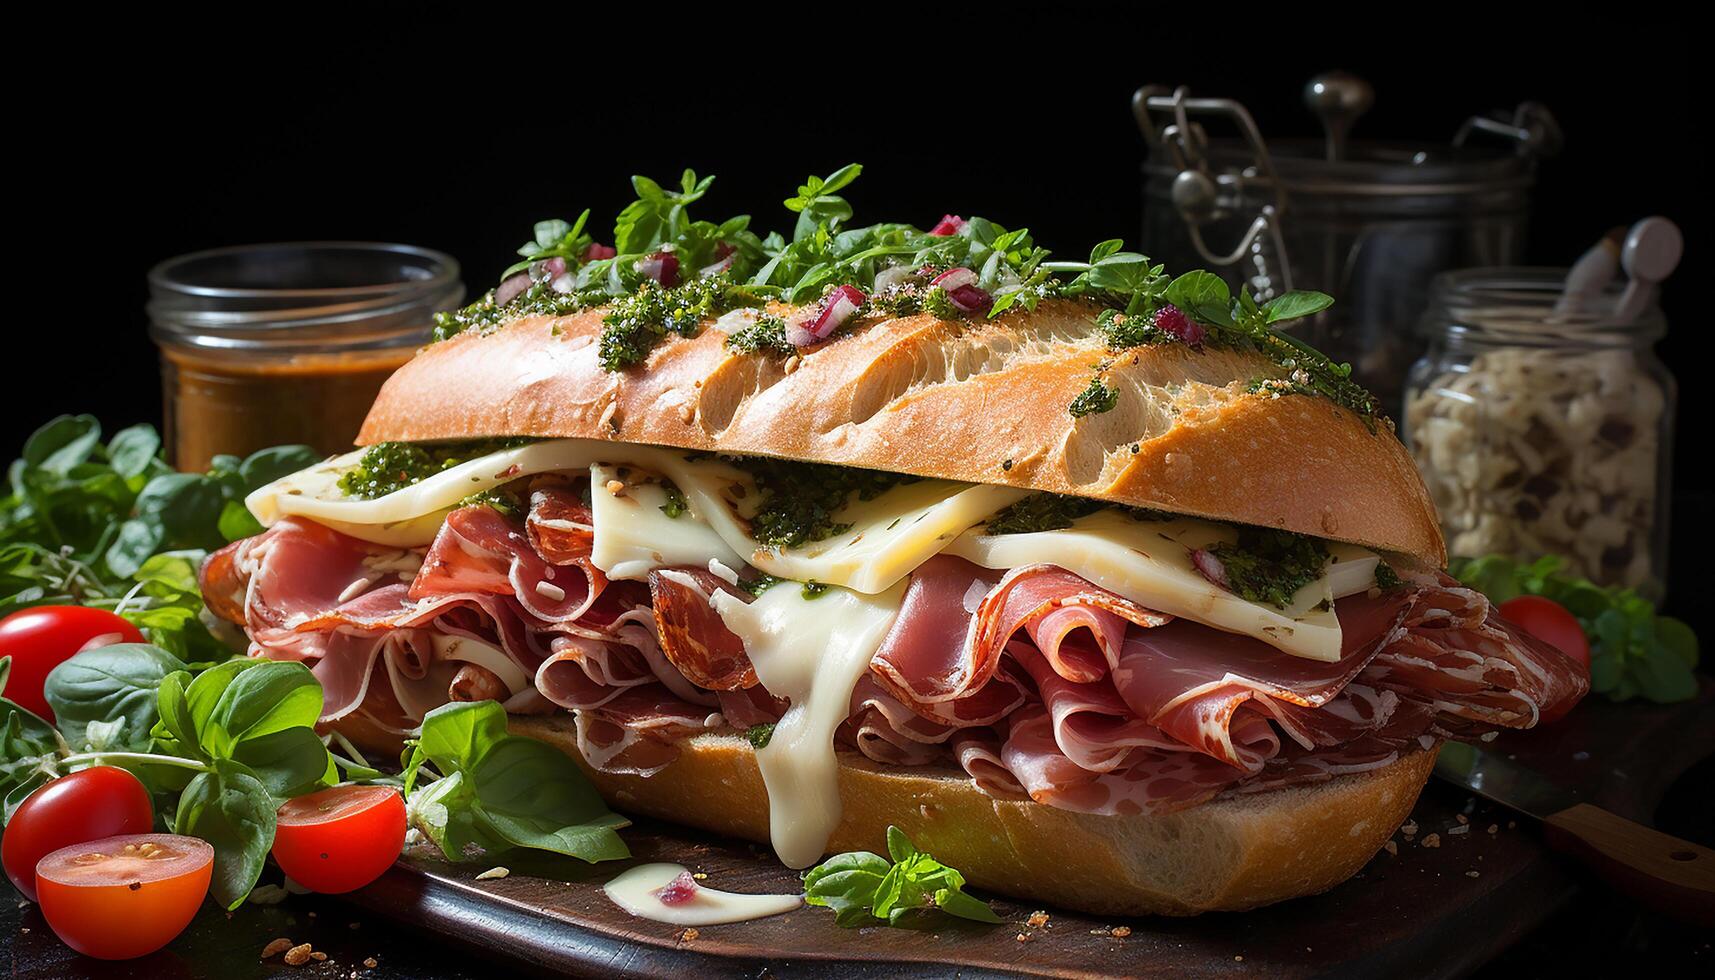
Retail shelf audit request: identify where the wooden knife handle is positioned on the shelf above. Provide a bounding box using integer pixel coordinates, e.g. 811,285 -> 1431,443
1543,802 -> 1715,926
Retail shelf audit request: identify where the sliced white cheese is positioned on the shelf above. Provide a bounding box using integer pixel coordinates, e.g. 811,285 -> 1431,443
588,463 -> 744,581
711,582 -> 905,868
945,511 -> 1380,662
431,634 -> 531,696
247,438 -> 1011,595
739,480 -> 1027,593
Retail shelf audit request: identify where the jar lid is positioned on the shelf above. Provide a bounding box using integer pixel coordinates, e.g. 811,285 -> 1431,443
148,242 -> 463,353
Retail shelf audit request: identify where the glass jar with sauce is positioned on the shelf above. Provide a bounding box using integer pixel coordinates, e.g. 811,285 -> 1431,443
1402,268 -> 1674,598
148,243 -> 462,472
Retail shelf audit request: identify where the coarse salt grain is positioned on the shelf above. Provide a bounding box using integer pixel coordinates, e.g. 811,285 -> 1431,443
1448,825 -> 1469,836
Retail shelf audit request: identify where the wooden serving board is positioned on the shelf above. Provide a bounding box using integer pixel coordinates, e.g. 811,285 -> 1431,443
337,684 -> 1715,979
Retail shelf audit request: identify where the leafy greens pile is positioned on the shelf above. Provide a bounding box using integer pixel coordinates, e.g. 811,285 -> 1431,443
1,415 -> 321,660
1449,555 -> 1699,703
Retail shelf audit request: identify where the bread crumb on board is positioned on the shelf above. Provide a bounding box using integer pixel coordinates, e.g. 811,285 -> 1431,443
1111,925 -> 1132,938
364,957 -> 379,968
1026,910 -> 1050,928
1420,833 -> 1441,848
262,938 -> 294,959
475,866 -> 510,880
283,943 -> 314,966
679,927 -> 700,943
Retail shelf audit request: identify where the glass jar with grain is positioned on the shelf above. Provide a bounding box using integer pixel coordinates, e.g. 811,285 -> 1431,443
148,242 -> 462,472
1403,268 -> 1674,598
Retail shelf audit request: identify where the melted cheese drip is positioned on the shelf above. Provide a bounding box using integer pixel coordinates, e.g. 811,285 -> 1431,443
946,510 -> 1379,662
710,582 -> 905,868
603,863 -> 802,925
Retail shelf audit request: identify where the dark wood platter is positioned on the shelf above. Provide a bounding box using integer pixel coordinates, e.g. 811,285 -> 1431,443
332,683 -> 1715,979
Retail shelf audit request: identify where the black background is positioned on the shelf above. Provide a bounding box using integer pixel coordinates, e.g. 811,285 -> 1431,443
9,5 -> 1711,971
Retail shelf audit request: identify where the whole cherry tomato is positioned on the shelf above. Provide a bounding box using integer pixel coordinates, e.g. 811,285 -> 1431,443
1499,595 -> 1592,723
272,785 -> 406,893
2,766 -> 155,901
0,606 -> 145,720
35,833 -> 212,959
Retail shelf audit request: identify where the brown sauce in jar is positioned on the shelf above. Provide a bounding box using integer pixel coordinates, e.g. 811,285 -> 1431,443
160,347 -> 414,472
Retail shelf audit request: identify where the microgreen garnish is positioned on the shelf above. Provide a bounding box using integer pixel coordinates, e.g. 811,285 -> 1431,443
746,723 -> 775,749
804,825 -> 1002,928
445,164 -> 1382,422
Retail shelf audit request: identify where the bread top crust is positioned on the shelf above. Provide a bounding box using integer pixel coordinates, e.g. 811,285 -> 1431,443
360,298 -> 1445,565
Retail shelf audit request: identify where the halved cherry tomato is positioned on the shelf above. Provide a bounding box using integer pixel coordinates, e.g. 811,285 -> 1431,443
272,785 -> 406,893
35,833 -> 212,959
3,766 -> 155,902
0,606 -> 145,720
1499,595 -> 1592,723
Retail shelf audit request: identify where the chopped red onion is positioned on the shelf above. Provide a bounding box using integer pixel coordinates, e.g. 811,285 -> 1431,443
637,251 -> 680,288
530,256 -> 569,281
1190,548 -> 1232,592
931,268 -> 992,315
656,871 -> 699,906
929,214 -> 968,236
784,284 -> 867,347
1153,304 -> 1205,345
931,267 -> 978,292
494,272 -> 531,306
700,242 -> 737,278
583,242 -> 617,261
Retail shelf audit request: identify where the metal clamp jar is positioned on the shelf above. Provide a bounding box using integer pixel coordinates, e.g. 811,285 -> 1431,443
1403,269 -> 1674,597
148,242 -> 462,471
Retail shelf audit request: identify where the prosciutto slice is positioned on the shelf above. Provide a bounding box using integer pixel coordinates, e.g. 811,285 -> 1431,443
647,568 -> 756,690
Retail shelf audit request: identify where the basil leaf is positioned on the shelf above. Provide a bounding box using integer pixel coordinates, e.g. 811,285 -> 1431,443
1162,270 -> 1236,328
174,758 -> 276,910
237,446 -> 320,492
408,770 -> 501,862
206,660 -> 321,751
803,850 -> 891,897
1632,644 -> 1698,703
1656,617 -> 1699,668
105,518 -> 165,578
218,500 -> 264,542
132,473 -> 229,552
152,670 -> 201,757
23,415 -> 102,475
885,825 -> 917,863
935,888 -> 1004,923
43,643 -> 186,751
1261,290 -> 1335,323
229,726 -> 336,798
470,737 -> 630,862
417,699 -> 509,774
106,425 -> 162,480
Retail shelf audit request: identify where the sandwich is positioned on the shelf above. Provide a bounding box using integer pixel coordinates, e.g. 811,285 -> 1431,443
200,166 -> 1587,916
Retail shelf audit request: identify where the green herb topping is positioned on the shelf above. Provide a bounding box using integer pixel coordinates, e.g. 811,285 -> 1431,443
1207,528 -> 1330,609
734,457 -> 915,549
658,481 -> 688,519
337,439 -> 532,499
1374,562 -> 1403,592
599,276 -> 768,371
724,312 -> 793,356
746,723 -> 776,749
985,493 -> 1106,535
1067,375 -> 1119,418
804,825 -> 1003,928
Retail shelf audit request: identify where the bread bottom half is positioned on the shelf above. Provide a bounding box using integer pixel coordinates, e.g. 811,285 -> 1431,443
507,716 -> 1436,916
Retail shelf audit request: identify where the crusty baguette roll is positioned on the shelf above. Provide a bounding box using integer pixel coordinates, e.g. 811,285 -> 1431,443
360,298 -> 1445,565
508,716 -> 1434,916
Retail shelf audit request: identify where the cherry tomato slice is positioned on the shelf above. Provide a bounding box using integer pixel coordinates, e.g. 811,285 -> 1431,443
0,606 -> 146,720
35,833 -> 212,959
272,785 -> 406,894
1498,595 -> 1592,723
2,766 -> 155,902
